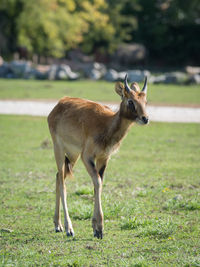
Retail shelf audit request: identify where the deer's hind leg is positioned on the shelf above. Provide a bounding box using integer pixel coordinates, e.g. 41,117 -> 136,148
53,141 -> 78,236
54,171 -> 63,232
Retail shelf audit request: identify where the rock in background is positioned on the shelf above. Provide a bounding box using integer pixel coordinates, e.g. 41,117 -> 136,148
48,64 -> 79,80
111,43 -> 147,67
0,57 -> 199,85
149,72 -> 189,84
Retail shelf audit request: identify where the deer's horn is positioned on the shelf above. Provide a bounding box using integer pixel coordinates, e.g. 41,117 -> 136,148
142,76 -> 148,94
124,74 -> 131,93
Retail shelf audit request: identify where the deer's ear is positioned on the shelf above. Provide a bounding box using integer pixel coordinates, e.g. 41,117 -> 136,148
130,82 -> 140,92
115,82 -> 124,97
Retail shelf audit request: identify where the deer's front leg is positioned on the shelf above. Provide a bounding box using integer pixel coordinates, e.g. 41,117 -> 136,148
82,154 -> 104,239
96,157 -> 108,182
92,172 -> 103,239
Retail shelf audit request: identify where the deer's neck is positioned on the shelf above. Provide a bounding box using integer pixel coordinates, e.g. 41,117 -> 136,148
108,111 -> 133,145
95,110 -> 133,150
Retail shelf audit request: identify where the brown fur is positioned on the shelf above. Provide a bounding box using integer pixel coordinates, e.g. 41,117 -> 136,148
47,82 -> 148,238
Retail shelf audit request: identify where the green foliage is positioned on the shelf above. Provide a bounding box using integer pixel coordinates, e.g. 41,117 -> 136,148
17,0 -> 87,57
0,0 -> 116,57
133,0 -> 200,65
0,0 -> 23,56
78,0 -> 115,54
0,0 -> 199,63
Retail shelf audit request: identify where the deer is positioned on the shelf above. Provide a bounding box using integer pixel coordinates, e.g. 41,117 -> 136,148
47,74 -> 149,239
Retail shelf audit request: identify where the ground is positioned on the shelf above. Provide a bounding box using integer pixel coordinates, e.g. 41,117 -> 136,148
0,115 -> 199,266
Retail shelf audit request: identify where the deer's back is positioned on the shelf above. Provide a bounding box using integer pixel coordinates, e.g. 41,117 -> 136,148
48,96 -> 114,139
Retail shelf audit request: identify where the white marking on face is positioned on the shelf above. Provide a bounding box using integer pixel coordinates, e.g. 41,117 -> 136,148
136,117 -> 149,125
136,117 -> 145,125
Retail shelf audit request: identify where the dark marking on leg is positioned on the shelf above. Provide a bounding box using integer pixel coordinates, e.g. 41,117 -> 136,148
65,155 -> 72,176
89,159 -> 95,168
89,159 -> 98,176
99,165 -> 106,180
65,156 -> 70,165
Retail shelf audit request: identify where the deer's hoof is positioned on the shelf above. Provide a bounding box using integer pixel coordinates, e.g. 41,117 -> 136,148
66,229 -> 74,237
94,229 -> 103,239
55,225 -> 64,232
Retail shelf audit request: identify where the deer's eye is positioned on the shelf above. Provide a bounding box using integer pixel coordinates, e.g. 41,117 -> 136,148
127,100 -> 136,112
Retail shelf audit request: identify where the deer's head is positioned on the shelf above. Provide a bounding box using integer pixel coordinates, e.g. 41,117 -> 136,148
115,74 -> 149,125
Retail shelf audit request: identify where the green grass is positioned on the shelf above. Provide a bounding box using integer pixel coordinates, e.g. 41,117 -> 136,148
0,78 -> 200,106
0,115 -> 200,266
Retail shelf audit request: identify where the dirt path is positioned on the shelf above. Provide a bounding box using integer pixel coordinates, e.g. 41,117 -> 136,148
0,100 -> 200,123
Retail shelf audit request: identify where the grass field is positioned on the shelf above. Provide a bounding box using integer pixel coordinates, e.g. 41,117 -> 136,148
0,115 -> 200,266
0,78 -> 200,106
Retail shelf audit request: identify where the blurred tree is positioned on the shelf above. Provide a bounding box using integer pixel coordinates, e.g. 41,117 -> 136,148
0,0 -> 23,57
75,0 -> 115,54
106,0 -> 139,47
0,0 -> 199,65
133,0 -> 200,65
0,0 -> 116,58
17,0 -> 86,57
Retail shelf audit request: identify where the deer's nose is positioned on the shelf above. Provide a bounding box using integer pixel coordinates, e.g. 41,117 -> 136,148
142,116 -> 149,124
